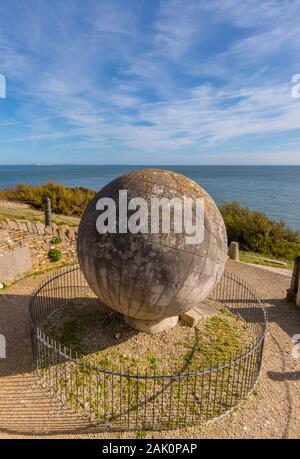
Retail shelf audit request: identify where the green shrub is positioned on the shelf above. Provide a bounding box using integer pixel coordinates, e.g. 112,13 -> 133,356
48,248 -> 62,262
219,201 -> 300,260
50,236 -> 61,244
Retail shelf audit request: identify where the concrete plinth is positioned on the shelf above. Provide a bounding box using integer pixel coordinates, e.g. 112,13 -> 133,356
124,315 -> 178,334
228,242 -> 239,261
180,301 -> 218,327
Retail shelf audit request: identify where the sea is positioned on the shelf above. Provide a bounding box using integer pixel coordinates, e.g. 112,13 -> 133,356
0,165 -> 299,231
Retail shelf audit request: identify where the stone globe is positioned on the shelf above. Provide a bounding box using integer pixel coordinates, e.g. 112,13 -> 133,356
77,169 -> 227,334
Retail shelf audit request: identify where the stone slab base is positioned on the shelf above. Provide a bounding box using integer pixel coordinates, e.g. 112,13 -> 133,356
0,246 -> 32,284
180,302 -> 218,327
124,315 -> 179,334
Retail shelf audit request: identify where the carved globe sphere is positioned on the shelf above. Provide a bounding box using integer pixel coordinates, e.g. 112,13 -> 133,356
77,169 -> 227,332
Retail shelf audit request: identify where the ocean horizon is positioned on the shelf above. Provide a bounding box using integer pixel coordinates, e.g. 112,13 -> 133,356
0,164 -> 299,231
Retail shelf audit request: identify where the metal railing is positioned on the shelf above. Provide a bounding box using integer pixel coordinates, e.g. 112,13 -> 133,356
28,266 -> 267,431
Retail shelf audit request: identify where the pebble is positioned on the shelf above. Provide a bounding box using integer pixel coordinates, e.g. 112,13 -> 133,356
115,332 -> 121,340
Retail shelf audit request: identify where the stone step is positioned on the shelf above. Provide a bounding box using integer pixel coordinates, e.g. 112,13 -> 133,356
180,301 -> 218,327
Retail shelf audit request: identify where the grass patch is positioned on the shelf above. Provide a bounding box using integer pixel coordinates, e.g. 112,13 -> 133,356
0,208 -> 79,227
40,298 -> 258,428
42,298 -> 253,373
239,250 -> 293,270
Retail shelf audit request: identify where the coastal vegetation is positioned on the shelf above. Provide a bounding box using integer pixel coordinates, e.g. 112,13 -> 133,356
219,201 -> 300,260
1,181 -> 299,261
0,181 -> 95,216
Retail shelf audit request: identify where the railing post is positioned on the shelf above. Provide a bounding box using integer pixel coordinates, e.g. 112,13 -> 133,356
44,197 -> 52,227
287,256 -> 300,301
228,241 -> 239,261
296,276 -> 300,308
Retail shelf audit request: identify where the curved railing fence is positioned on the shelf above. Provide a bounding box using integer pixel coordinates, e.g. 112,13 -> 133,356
28,266 -> 267,431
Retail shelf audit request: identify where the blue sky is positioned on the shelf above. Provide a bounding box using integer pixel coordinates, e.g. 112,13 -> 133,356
0,0 -> 300,165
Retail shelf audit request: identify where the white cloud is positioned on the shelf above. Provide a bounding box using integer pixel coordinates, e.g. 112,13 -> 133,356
0,0 -> 300,163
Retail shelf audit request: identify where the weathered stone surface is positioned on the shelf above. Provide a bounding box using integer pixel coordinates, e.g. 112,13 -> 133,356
45,226 -> 53,235
51,223 -> 59,237
24,221 -> 33,232
11,220 -> 19,230
15,220 -> 24,231
180,302 -> 218,327
228,241 -> 239,261
0,217 -> 78,279
35,222 -> 45,235
194,301 -> 218,318
66,228 -> 75,240
0,230 -> 11,252
0,246 -> 32,283
1,218 -> 9,227
124,315 -> 179,334
20,222 -> 28,232
180,308 -> 202,327
77,168 -> 228,334
58,225 -> 69,239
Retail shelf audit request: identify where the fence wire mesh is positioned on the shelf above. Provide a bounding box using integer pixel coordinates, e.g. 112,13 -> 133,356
28,265 -> 266,431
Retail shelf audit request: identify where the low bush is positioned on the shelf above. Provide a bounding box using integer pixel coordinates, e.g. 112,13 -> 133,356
50,236 -> 61,245
48,248 -> 62,262
219,201 -> 300,260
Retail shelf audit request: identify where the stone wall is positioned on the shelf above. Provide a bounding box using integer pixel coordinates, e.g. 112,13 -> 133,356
0,218 -> 77,284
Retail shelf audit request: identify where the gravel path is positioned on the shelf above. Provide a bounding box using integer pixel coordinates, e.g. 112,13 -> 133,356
239,261 -> 293,277
0,261 -> 299,439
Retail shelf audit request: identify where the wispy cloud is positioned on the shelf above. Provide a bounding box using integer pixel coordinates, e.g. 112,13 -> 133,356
0,0 -> 300,164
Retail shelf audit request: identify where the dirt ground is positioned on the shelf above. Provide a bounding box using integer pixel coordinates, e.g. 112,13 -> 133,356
0,260 -> 299,439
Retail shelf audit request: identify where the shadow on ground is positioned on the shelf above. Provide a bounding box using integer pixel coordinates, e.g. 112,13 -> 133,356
267,371 -> 300,381
0,262 -> 300,437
